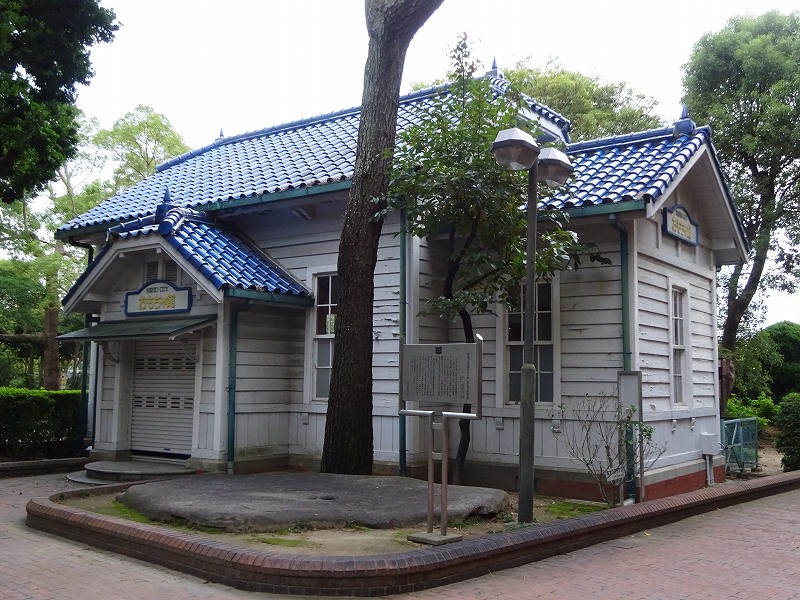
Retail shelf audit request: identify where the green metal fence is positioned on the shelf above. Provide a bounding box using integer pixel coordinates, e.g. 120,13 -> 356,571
721,417 -> 759,474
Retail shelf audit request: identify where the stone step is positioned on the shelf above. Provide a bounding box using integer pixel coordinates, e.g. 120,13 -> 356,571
67,460 -> 196,485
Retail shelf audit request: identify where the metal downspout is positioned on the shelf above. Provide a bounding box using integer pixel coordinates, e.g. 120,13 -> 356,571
609,215 -> 636,502
608,216 -> 631,371
67,238 -> 94,451
399,212 -> 408,476
227,300 -> 252,474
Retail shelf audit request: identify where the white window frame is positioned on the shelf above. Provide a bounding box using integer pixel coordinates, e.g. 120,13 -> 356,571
499,274 -> 560,407
305,267 -> 338,402
670,284 -> 691,407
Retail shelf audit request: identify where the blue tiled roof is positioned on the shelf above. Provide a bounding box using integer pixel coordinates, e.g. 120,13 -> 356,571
62,206 -> 309,306
56,76 -> 571,237
545,123 -> 710,209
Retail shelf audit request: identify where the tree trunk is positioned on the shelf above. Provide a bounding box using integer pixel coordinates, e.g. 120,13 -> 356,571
42,305 -> 60,390
720,225 -> 772,353
320,0 -> 443,474
451,307 -> 475,485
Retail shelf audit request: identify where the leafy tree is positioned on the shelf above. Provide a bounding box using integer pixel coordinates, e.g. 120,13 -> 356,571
93,105 -> 190,194
761,321 -> 800,400
389,37 -> 608,483
321,0 -> 443,475
0,0 -> 117,203
505,64 -> 664,142
412,63 -> 664,143
0,258 -> 48,387
723,328 -> 781,401
683,11 -> 800,353
0,106 -> 188,390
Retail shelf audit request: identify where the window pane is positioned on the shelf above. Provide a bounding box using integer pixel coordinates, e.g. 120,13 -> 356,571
537,345 -> 553,372
537,283 -> 551,311
316,306 -> 330,335
330,275 -> 339,304
539,373 -> 553,403
508,372 -> 520,404
537,313 -> 552,341
316,368 -> 330,399
317,339 -> 332,367
510,345 -> 523,372
508,313 -> 522,341
318,276 -> 330,304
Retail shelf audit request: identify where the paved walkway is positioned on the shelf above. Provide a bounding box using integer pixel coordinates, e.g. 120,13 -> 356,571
3,472 -> 800,599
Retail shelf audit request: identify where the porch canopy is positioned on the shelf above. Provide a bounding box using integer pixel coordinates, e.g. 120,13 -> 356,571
58,315 -> 216,341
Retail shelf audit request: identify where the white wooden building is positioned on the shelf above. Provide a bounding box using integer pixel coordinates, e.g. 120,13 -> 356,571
57,75 -> 747,500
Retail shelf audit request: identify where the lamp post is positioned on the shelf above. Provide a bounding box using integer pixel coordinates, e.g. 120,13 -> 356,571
491,127 -> 573,523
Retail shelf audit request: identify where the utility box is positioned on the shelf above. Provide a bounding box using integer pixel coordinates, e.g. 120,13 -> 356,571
700,432 -> 719,456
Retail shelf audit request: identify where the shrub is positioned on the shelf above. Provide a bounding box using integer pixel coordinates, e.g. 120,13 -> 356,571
725,393 -> 779,428
0,388 -> 81,459
775,394 -> 800,471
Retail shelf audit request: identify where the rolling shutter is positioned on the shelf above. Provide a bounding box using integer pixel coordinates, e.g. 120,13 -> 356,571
131,339 -> 196,456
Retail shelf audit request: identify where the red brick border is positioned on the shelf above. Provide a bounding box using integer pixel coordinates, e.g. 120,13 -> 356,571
26,471 -> 800,596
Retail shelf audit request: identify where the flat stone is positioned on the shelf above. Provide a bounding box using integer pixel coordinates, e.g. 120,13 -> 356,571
407,531 -> 464,545
117,472 -> 509,532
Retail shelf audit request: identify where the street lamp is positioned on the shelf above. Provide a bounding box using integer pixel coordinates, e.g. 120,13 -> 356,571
491,127 -> 573,523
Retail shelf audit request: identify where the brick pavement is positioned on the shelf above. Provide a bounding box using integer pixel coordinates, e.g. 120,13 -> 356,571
3,472 -> 800,599
393,486 -> 800,600
0,474 -> 291,600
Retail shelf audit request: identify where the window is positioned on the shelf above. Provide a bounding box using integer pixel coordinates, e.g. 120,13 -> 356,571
507,280 -> 555,404
671,286 -> 689,405
313,274 -> 338,400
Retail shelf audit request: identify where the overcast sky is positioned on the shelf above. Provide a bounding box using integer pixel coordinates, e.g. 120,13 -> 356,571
75,0 -> 800,324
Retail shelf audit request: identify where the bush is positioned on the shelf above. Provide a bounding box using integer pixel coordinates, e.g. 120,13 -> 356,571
775,394 -> 800,471
0,388 -> 82,459
725,393 -> 779,428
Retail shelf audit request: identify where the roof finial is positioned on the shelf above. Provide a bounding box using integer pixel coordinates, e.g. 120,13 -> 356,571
155,187 -> 174,222
218,128 -> 224,139
484,57 -> 504,79
672,104 -> 696,138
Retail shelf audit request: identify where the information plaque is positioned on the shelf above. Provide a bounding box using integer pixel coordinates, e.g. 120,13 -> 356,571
399,336 -> 482,418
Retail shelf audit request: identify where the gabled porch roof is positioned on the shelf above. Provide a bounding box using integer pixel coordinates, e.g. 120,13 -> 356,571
63,204 -> 311,312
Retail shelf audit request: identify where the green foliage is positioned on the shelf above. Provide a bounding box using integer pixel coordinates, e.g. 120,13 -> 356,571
0,259 -> 46,335
725,393 -> 779,428
722,328 -> 781,400
0,387 -> 81,458
683,11 -> 800,351
93,105 -> 190,193
775,393 -> 800,471
506,63 -> 664,142
389,35 -> 605,328
761,321 -> 800,399
0,0 -> 117,203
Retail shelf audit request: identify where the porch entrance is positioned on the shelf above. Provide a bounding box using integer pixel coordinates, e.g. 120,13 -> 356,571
130,338 -> 197,457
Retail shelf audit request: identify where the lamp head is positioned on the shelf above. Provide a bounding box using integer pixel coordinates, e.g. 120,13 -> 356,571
537,147 -> 573,187
491,127 -> 540,171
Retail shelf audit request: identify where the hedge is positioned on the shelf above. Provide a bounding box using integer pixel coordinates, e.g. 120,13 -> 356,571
0,388 -> 82,459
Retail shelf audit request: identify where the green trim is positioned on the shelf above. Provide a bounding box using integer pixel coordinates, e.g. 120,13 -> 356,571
54,180 -> 353,240
553,199 -> 649,220
55,223 -> 109,240
202,180 -> 352,213
225,287 -> 314,306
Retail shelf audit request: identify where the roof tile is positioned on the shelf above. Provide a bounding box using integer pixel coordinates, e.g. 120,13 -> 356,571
57,78 -> 570,236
